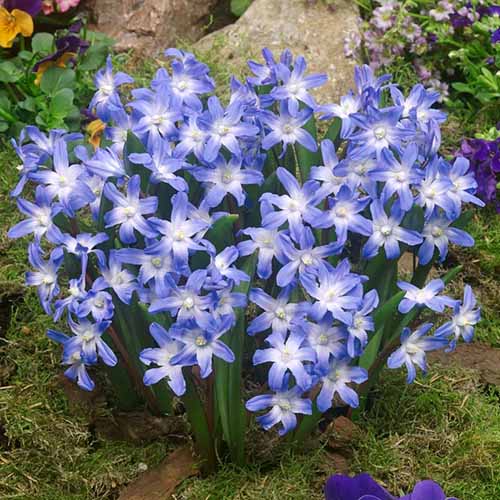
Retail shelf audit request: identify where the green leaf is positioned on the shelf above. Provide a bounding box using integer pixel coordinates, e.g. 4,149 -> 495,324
0,61 -> 23,83
78,40 -> 112,71
40,67 -> 76,96
32,33 -> 54,54
204,214 -> 237,253
18,97 -> 37,113
324,117 -> 342,147
124,131 -> 149,189
214,254 -> 257,464
296,115 -> 321,182
182,373 -> 216,472
49,88 -> 74,117
230,0 -> 252,16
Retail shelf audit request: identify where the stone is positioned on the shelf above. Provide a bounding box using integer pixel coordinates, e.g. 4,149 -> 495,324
326,415 -> 359,450
194,0 -> 360,104
85,0 -> 218,54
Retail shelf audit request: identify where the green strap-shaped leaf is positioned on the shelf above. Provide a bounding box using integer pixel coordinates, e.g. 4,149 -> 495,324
124,131 -> 149,192
324,117 -> 342,148
214,253 -> 257,464
296,115 -> 321,182
112,295 -> 173,415
182,372 -> 216,472
205,214 -> 238,253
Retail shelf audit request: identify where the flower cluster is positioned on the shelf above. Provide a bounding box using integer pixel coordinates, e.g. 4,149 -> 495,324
9,48 -> 481,442
457,135 -> 500,210
346,0 -> 500,100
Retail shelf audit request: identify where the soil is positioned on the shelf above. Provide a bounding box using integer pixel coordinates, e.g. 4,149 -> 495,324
429,342 -> 500,387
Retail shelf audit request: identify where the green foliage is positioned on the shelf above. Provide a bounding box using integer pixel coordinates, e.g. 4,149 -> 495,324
0,26 -> 112,137
354,0 -> 500,133
230,0 -> 253,17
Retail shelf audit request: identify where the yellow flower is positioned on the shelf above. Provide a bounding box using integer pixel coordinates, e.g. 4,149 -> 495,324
87,119 -> 106,150
34,52 -> 76,86
0,7 -> 34,49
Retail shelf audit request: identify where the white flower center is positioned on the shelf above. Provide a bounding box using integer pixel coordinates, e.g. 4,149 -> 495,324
42,275 -> 54,285
318,334 -> 329,345
195,335 -> 207,347
373,125 -> 387,140
275,308 -> 286,320
380,225 -> 392,236
431,226 -> 443,237
222,171 -> 233,184
174,230 -> 185,241
124,206 -> 136,218
37,214 -> 50,227
183,297 -> 195,309
336,206 -> 348,217
281,349 -> 292,362
100,82 -> 114,95
217,124 -> 230,136
283,123 -> 294,134
81,331 -> 94,342
151,257 -> 163,268
301,253 -> 313,266
152,114 -> 164,125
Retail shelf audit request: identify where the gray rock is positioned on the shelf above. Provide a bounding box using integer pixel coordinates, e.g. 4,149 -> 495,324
195,0 -> 360,104
86,0 -> 218,54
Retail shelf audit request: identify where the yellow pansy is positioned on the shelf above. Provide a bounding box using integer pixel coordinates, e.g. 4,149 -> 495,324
87,119 -> 106,150
0,7 -> 33,49
34,52 -> 76,86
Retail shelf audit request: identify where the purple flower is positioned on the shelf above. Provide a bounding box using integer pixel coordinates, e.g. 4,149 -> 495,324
260,167 -> 326,241
435,285 -> 480,349
89,57 -> 133,121
387,323 -> 447,383
169,315 -> 235,378
104,175 -> 158,244
246,376 -> 312,435
302,260 -> 364,324
25,244 -> 63,314
397,279 -> 455,314
248,286 -> 309,337
325,473 -> 458,500
191,155 -> 263,208
270,55 -> 327,109
316,359 -> 368,410
140,322 -> 186,396
253,327 -> 316,390
33,34 -> 89,73
197,96 -> 259,162
4,0 -> 42,16
30,140 -> 95,217
277,228 -> 341,287
8,186 -> 62,243
260,100 -> 317,156
362,200 -> 422,260
349,106 -> 413,159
